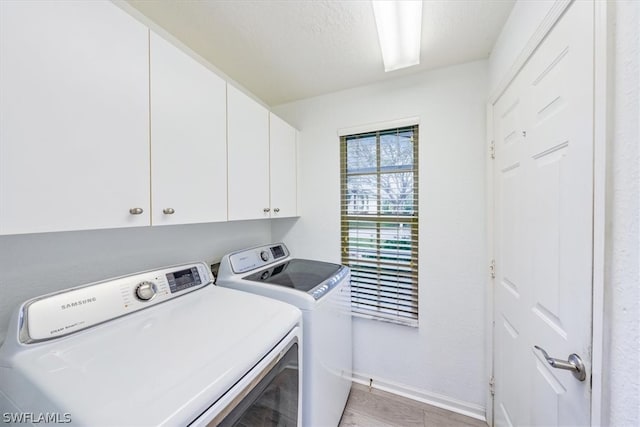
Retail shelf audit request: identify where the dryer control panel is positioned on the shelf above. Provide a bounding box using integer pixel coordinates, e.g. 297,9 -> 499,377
19,263 -> 211,344
228,243 -> 290,274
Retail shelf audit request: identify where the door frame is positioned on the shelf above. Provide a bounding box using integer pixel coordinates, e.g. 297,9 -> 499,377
485,0 -> 607,425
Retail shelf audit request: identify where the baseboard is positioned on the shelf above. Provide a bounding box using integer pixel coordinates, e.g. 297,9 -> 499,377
351,372 -> 487,422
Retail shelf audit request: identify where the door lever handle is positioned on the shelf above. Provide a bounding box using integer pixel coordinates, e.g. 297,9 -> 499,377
534,345 -> 586,381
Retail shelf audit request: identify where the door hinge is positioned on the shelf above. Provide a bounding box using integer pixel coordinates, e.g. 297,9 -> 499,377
489,140 -> 495,159
489,376 -> 496,396
489,259 -> 496,279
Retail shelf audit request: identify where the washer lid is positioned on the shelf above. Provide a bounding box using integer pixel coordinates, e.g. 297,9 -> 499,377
242,259 -> 347,299
0,286 -> 301,426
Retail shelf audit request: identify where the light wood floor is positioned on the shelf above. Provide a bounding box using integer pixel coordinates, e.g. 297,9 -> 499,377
339,383 -> 488,427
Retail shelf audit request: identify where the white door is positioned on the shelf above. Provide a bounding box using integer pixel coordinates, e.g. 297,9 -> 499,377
227,86 -> 270,221
493,1 -> 594,426
150,32 -> 227,226
269,113 -> 297,218
0,0 -> 150,235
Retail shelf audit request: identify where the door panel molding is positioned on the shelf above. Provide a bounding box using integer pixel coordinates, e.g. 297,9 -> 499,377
489,0 -> 572,105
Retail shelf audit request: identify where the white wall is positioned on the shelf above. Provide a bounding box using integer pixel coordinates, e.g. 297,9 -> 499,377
0,221 -> 271,343
272,60 -> 489,416
604,1 -> 640,424
488,0 -> 640,424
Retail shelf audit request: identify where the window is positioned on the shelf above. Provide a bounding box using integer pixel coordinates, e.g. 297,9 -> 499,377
340,125 -> 419,326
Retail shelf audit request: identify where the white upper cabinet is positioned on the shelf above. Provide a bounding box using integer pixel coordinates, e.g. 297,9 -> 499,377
0,1 -> 150,235
227,86 -> 271,221
150,32 -> 227,226
269,113 -> 298,218
0,1 -> 298,235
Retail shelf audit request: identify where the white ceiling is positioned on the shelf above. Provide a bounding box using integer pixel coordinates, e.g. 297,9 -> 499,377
126,0 -> 515,106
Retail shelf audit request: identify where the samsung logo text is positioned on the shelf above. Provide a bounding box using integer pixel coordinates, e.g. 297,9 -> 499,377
61,297 -> 97,310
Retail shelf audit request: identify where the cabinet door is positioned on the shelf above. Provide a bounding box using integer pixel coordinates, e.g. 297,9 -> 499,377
227,86 -> 270,221
269,113 -> 298,218
150,33 -> 227,226
0,1 -> 150,235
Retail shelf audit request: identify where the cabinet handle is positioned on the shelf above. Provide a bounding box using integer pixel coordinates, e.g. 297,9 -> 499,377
273,208 -> 280,213
163,208 -> 175,215
263,208 -> 271,213
129,208 -> 144,215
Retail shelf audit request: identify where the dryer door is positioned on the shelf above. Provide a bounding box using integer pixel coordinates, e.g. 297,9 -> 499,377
217,341 -> 298,426
191,328 -> 301,427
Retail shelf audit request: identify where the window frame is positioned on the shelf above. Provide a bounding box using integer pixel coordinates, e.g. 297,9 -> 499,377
340,124 -> 419,327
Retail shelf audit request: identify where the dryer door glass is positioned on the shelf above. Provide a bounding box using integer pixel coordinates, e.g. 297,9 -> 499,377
215,342 -> 299,427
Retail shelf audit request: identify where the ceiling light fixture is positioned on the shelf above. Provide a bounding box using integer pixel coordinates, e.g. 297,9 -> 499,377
372,0 -> 423,72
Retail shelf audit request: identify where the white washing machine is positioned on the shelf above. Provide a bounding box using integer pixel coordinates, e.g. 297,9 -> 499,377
216,243 -> 352,427
0,262 -> 302,426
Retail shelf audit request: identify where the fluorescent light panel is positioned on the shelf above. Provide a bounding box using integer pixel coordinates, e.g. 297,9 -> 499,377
372,0 -> 423,72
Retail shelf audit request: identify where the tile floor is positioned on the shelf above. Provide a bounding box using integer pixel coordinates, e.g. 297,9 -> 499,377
338,383 -> 488,427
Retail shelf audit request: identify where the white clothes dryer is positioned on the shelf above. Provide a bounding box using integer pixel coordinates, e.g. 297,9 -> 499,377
0,262 -> 302,426
216,243 -> 352,427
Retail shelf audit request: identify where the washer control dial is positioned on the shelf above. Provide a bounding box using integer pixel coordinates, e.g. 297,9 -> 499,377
135,281 -> 157,301
260,250 -> 270,262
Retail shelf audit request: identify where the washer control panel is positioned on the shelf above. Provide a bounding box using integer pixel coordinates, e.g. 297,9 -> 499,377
19,263 -> 211,344
229,243 -> 290,274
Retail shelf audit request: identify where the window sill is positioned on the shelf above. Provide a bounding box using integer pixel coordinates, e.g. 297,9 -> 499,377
351,310 -> 418,328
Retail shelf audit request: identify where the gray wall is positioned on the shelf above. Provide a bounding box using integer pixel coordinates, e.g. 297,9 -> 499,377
0,220 -> 272,343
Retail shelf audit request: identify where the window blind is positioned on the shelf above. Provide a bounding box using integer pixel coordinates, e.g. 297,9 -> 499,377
340,125 -> 419,326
